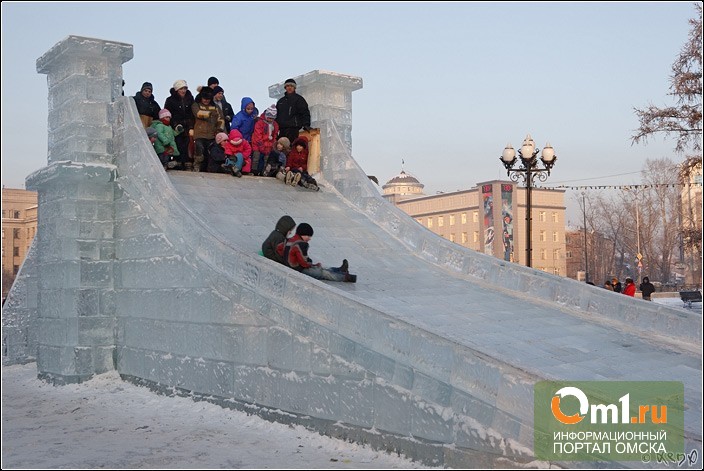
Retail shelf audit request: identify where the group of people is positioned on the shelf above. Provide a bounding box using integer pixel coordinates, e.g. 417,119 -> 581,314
602,276 -> 656,300
139,77 -> 319,190
262,216 -> 357,283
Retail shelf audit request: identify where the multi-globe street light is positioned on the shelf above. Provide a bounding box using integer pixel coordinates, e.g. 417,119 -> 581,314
500,135 -> 557,268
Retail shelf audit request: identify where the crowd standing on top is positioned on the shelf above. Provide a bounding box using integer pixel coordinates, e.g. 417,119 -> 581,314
139,77 -> 316,190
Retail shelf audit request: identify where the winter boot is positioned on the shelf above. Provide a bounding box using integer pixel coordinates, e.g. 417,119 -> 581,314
285,171 -> 294,185
263,164 -> 272,177
276,170 -> 286,181
193,155 -> 204,172
344,273 -> 357,283
291,172 -> 302,187
339,259 -> 349,273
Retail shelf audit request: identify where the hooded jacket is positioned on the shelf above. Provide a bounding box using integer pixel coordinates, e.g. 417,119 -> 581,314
287,136 -> 309,172
262,215 -> 296,264
133,90 -> 162,120
230,97 -> 258,143
251,112 -> 280,154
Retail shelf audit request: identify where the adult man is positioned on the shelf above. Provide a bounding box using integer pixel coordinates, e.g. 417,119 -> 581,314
639,276 -> 656,301
275,78 -> 311,143
133,81 -> 161,129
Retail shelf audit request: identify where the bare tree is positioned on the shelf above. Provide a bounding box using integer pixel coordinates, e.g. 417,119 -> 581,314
632,3 -> 702,153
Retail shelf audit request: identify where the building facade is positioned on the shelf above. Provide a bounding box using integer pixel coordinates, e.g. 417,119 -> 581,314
384,175 -> 567,275
2,188 -> 38,296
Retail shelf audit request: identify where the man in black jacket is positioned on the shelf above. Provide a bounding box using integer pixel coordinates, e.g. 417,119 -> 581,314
639,276 -> 656,301
276,78 -> 311,143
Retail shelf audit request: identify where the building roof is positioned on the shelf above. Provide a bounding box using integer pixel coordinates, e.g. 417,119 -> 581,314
383,170 -> 424,189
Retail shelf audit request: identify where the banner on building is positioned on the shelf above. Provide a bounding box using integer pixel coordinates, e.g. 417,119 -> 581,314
501,183 -> 514,262
482,184 -> 494,256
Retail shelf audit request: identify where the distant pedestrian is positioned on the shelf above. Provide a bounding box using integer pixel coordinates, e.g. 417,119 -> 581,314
276,78 -> 310,143
639,276 -> 656,301
603,280 -> 614,291
611,277 -> 622,293
623,277 -> 636,297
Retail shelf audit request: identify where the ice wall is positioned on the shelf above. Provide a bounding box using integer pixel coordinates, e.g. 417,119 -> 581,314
2,36 -> 701,468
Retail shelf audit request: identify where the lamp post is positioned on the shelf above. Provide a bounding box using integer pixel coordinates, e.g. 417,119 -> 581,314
500,135 -> 557,268
582,191 -> 590,283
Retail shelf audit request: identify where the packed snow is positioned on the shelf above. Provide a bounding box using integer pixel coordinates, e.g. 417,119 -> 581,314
1,362 -> 440,469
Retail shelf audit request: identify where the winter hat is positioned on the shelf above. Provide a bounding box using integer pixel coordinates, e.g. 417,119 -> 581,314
198,87 -> 213,100
277,137 -> 290,151
212,86 -> 224,95
158,109 -> 172,119
228,129 -> 243,145
284,78 -> 297,88
264,104 -> 277,119
296,223 -> 314,237
141,82 -> 153,92
208,76 -> 219,86
173,79 -> 187,91
215,132 -> 229,144
146,127 -> 157,138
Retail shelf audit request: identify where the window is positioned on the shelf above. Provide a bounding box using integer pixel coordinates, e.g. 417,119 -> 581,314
540,230 -> 546,242
449,233 -> 455,242
13,265 -> 19,275
553,231 -> 559,242
13,228 -> 20,239
473,211 -> 478,223
566,251 -> 572,259
416,219 -> 422,225
553,268 -> 560,275
539,211 -> 546,222
427,218 -> 433,228
462,232 -> 468,243
473,231 -> 479,243
13,247 -> 19,257
14,211 -> 20,219
449,215 -> 455,226
438,216 -> 444,227
461,213 -> 467,224
541,249 -> 547,260
552,212 -> 558,223
553,249 -> 560,260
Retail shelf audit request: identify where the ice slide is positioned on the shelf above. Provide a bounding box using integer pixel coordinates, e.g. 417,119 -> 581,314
2,36 -> 700,468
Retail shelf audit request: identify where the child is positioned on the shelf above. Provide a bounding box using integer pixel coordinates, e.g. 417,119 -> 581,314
277,223 -> 356,283
206,132 -> 231,173
146,127 -> 158,148
264,137 -> 290,178
262,215 -> 296,265
230,97 -> 258,144
251,105 -> 280,175
221,129 -> 251,178
150,109 -> 183,169
283,136 -> 319,191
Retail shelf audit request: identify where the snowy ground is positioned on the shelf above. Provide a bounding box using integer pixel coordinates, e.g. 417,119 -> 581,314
1,296 -> 698,469
1,362 -> 441,469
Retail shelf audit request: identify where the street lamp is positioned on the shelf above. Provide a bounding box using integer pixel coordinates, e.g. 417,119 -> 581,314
500,134 -> 557,268
582,191 -> 589,283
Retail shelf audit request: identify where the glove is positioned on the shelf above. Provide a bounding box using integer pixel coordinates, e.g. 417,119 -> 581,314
164,146 -> 174,155
174,124 -> 184,134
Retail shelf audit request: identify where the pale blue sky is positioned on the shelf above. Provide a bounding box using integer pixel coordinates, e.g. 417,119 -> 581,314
1,2 -> 696,224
